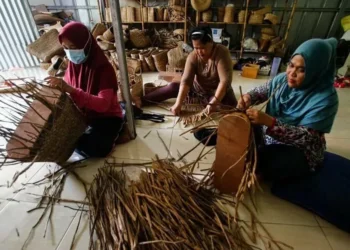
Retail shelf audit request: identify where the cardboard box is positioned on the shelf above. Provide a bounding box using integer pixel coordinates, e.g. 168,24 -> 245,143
242,64 -> 260,79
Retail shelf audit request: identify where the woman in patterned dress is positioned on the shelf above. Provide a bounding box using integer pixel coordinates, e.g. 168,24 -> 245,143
237,38 -> 339,181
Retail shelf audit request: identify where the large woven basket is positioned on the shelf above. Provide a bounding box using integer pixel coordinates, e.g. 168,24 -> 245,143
249,13 -> 264,24
27,29 -> 64,63
152,50 -> 168,72
217,7 -> 225,22
264,13 -> 279,24
6,86 -> 86,164
238,10 -> 248,23
202,9 -> 212,22
127,6 -> 135,22
223,5 -> 234,23
130,29 -> 151,48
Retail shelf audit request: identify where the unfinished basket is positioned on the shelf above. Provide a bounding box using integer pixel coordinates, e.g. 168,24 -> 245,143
202,9 -> 212,22
6,85 -> 86,164
249,13 -> 264,24
155,7 -> 164,21
127,6 -> 135,22
121,7 -> 127,22
130,29 -> 151,49
92,23 -> 107,39
223,5 -> 234,23
152,50 -> 168,72
238,10 -> 248,24
27,29 -> 64,63
261,27 -> 275,36
217,7 -> 225,22
148,7 -> 155,22
264,13 -> 279,25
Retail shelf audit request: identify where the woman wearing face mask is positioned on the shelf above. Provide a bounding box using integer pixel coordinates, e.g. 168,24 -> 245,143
237,38 -> 339,181
45,22 -> 124,158
142,26 -> 237,115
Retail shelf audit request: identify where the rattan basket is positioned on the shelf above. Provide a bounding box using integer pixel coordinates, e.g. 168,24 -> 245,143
224,5 -> 234,23
264,13 -> 279,24
202,9 -> 212,22
217,7 -> 225,22
249,13 -> 264,24
6,86 -> 86,164
27,29 -> 64,63
92,23 -> 107,39
152,50 -> 168,72
130,29 -> 151,49
148,7 -> 155,22
238,10 -> 248,24
127,6 -> 135,22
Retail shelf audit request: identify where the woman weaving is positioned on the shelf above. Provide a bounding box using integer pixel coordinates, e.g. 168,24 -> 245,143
45,22 -> 124,158
237,38 -> 339,181
143,27 -> 237,114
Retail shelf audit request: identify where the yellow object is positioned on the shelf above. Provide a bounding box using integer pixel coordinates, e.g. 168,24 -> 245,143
341,15 -> 350,32
242,64 -> 260,79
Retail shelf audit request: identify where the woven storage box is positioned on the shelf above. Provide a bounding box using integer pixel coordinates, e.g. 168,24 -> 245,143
127,7 -> 135,22
202,10 -> 212,22
92,23 -> 107,39
249,13 -> 264,24
130,29 -> 151,48
238,10 -> 248,23
155,7 -> 164,21
27,29 -> 64,63
264,13 -> 279,25
152,50 -> 168,72
148,7 -> 155,22
6,86 -> 86,164
224,5 -> 234,23
217,7 -> 225,22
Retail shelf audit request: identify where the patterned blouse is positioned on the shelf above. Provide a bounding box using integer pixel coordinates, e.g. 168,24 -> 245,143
248,81 -> 326,169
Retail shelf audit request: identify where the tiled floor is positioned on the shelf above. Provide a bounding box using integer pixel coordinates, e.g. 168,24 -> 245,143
0,68 -> 349,249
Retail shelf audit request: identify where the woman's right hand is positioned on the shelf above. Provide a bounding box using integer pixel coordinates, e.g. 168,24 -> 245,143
237,94 -> 252,110
170,103 -> 182,116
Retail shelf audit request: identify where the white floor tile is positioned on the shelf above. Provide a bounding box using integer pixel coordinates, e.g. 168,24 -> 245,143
323,227 -> 350,250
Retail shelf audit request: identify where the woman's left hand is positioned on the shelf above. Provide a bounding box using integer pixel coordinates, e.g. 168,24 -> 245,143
205,104 -> 217,114
44,77 -> 74,94
246,108 -> 274,127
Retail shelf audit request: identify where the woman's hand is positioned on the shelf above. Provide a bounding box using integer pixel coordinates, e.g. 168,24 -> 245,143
205,103 -> 217,114
170,103 -> 182,116
45,77 -> 74,94
237,94 -> 252,110
246,108 -> 274,127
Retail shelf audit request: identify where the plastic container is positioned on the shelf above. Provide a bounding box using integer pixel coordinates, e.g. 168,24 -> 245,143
242,64 -> 260,79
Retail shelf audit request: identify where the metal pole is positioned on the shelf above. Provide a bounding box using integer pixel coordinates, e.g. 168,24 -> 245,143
109,0 -> 137,139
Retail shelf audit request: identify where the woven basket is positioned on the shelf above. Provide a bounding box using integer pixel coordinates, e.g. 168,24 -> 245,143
145,53 -> 157,72
148,7 -> 155,22
96,36 -> 115,51
92,23 -> 107,39
127,58 -> 142,74
270,36 -> 281,45
27,29 -> 64,63
238,10 -> 248,23
121,7 -> 127,22
259,39 -> 270,52
268,39 -> 284,53
142,7 -> 148,22
249,13 -> 264,24
261,33 -> 275,40
127,7 -> 135,22
6,87 -> 86,164
217,7 -> 225,22
224,5 -> 234,23
34,14 -> 63,25
202,10 -> 212,22
40,62 -> 52,70
164,8 -> 170,21
167,42 -> 187,69
103,27 -> 114,42
264,13 -> 279,25
139,51 -> 150,72
155,7 -> 164,21
261,27 -> 275,36
135,8 -> 141,21
152,50 -> 168,72
130,50 -> 140,59
130,29 -> 151,49
252,6 -> 272,16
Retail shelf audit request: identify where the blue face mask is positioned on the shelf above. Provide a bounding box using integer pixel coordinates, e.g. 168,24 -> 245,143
64,34 -> 91,64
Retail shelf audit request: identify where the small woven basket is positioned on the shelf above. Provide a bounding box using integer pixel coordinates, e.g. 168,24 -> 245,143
152,50 -> 168,72
127,6 -> 135,22
130,29 -> 151,49
202,10 -> 212,22
264,13 -> 279,25
238,10 -> 248,24
224,5 -> 234,23
217,7 -> 225,22
26,29 -> 64,63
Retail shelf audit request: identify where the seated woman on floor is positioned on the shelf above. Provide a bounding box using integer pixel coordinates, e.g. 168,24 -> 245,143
237,38 -> 339,182
143,26 -> 237,115
45,22 -> 124,158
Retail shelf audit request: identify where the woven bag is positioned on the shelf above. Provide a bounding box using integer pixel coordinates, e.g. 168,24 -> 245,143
152,50 -> 168,72
223,5 -> 234,23
130,29 -> 151,49
167,42 -> 187,69
26,29 -> 64,63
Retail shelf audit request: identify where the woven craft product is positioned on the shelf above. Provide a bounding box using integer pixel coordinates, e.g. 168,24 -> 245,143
270,36 -> 281,44
130,50 -> 140,59
147,7 -> 155,22
134,8 -> 141,21
212,112 -> 251,193
127,6 -> 135,22
163,8 -> 170,21
238,10 -> 247,23
217,7 -> 225,22
202,9 -> 212,22
249,13 -> 264,24
145,54 -> 157,72
268,39 -> 284,53
96,36 -> 115,51
121,7 -> 127,22
261,33 -> 275,40
167,42 -> 187,69
26,29 -> 64,63
155,7 -> 164,21
264,13 -> 279,24
33,14 -> 63,25
91,23 -> 107,39
6,86 -> 86,164
102,27 -> 114,41
142,7 -> 148,22
129,29 -> 151,49
259,39 -> 270,52
223,4 -> 234,23
190,0 -> 211,12
252,6 -> 272,15
261,27 -> 275,36
139,51 -> 151,72
152,50 -> 168,72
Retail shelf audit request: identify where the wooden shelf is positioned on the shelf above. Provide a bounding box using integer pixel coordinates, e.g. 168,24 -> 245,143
122,22 -> 142,24
199,22 -> 286,26
145,21 -> 185,23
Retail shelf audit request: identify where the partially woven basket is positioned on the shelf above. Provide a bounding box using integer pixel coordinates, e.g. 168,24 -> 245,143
152,50 -> 168,72
217,7 -> 225,22
148,7 -> 155,22
127,6 -> 135,22
249,13 -> 264,24
26,29 -> 64,63
264,13 -> 279,24
130,29 -> 151,48
6,86 -> 86,164
238,10 -> 248,23
202,9 -> 212,22
224,5 -> 234,23
155,7 -> 164,21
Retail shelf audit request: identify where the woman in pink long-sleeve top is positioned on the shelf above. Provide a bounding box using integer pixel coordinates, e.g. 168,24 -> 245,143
45,22 -> 123,157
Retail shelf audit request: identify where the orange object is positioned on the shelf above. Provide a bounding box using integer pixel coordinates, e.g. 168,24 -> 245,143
212,113 -> 251,194
242,64 -> 260,79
